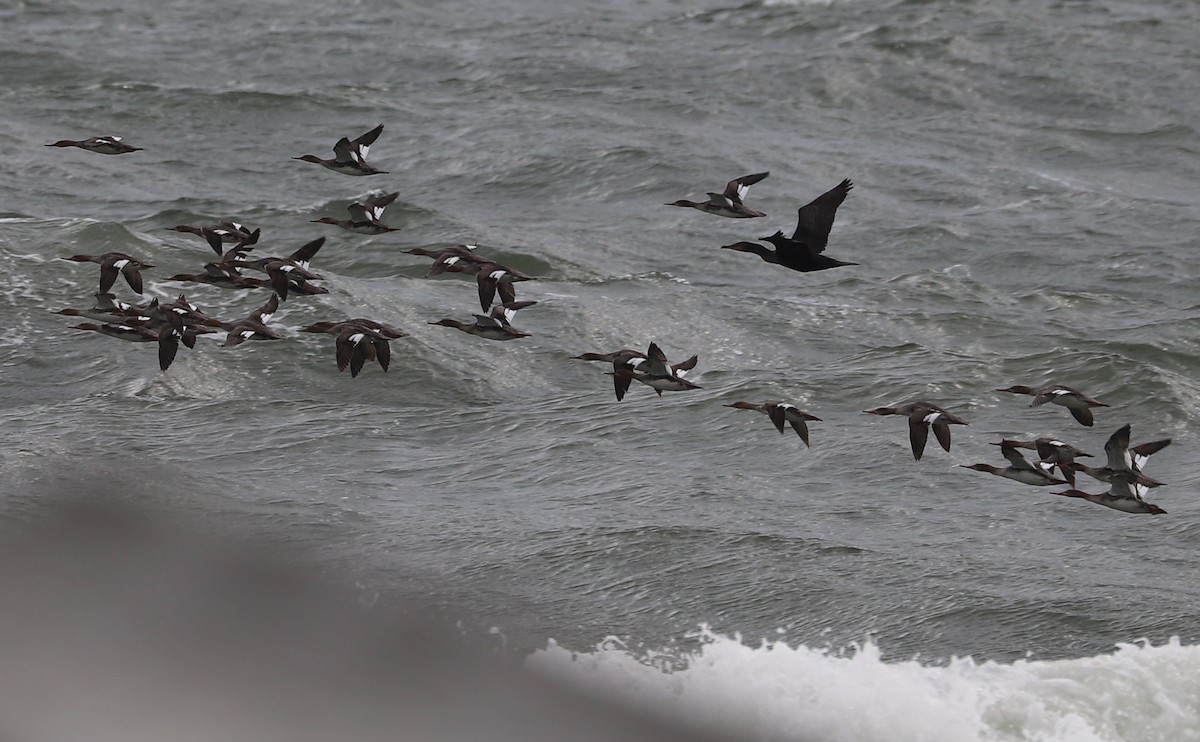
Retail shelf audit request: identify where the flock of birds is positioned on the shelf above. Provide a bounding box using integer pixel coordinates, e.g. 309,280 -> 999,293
46,129 -> 1175,515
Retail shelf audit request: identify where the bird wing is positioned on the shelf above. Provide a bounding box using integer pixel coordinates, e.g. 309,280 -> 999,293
332,136 -> 356,163
930,418 -> 954,453
289,237 -> 325,270
365,191 -> 398,220
1130,439 -> 1171,471
766,404 -> 788,434
722,172 -> 769,205
791,178 -> 853,250
998,442 -> 1034,470
906,416 -> 929,460
353,124 -> 385,158
670,354 -> 698,378
1103,424 -> 1133,471
642,342 -> 671,376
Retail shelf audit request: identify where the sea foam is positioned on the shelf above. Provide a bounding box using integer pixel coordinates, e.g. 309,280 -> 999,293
526,628 -> 1200,742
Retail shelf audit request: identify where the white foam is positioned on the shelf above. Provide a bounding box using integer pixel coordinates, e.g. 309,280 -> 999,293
526,628 -> 1200,742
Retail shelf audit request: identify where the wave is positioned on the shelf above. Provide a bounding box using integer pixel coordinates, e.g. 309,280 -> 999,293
527,627 -> 1200,742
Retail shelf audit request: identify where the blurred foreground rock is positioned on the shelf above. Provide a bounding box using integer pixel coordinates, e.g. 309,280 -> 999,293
0,498 -> 738,742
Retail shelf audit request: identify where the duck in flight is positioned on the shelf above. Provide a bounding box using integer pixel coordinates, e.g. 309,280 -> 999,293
429,301 -> 537,341
991,437 -> 1092,486
294,124 -> 387,176
725,401 -> 821,447
312,192 -> 400,234
721,179 -> 855,273
301,320 -> 402,377
607,342 -> 699,396
45,135 -> 142,155
167,222 -> 257,254
573,348 -> 649,401
62,252 -> 154,295
1069,423 -> 1170,489
961,440 -> 1068,486
1050,424 -> 1171,514
863,401 -> 967,460
666,172 -> 769,218
995,384 -> 1108,427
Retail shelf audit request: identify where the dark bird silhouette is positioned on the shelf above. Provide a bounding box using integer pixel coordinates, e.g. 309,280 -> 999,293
721,178 -> 855,272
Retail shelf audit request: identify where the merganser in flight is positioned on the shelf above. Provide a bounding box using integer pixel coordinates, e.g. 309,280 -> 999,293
995,384 -> 1108,427
724,401 -> 822,447
666,172 -> 769,218
608,342 -> 699,396
961,440 -> 1068,486
46,136 -> 142,155
294,124 -> 387,176
992,438 -> 1092,486
312,192 -> 400,234
62,252 -> 154,295
429,301 -> 537,341
863,401 -> 967,460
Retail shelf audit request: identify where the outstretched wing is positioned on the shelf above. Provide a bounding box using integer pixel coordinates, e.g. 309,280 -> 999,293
722,171 -> 769,205
791,178 -> 853,251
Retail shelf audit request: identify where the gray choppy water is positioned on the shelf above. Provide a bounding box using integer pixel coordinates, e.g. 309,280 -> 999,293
2,0 -> 1199,687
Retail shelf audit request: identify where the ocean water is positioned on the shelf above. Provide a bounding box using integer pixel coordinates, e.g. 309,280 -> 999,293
2,0 -> 1199,738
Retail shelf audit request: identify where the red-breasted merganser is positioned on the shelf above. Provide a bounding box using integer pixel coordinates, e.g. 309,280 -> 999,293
226,237 -> 325,300
573,348 -> 650,401
992,438 -> 1092,486
71,321 -> 213,371
301,319 -> 406,339
863,401 -> 967,460
167,222 -> 258,254
301,320 -> 400,377
995,384 -> 1108,427
429,301 -> 537,341
62,252 -> 154,295
134,293 -> 222,335
403,244 -> 485,278
666,172 -> 769,218
312,192 -> 400,234
45,136 -> 142,155
293,124 -> 386,176
1050,476 -> 1167,515
215,293 -> 282,347
1069,424 -> 1170,488
608,342 -> 700,396
56,293 -> 156,324
725,401 -> 821,447
721,178 -> 856,273
961,440 -> 1068,486
475,262 -> 535,312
